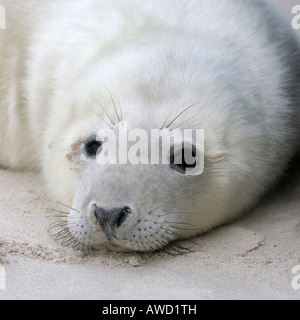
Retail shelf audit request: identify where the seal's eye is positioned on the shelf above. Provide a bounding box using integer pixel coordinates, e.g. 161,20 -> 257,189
170,145 -> 197,174
84,140 -> 102,158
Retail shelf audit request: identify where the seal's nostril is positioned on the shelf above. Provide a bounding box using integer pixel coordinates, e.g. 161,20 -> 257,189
94,206 -> 131,231
117,207 -> 131,229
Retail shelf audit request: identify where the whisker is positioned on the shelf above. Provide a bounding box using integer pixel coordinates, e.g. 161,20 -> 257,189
168,225 -> 198,231
160,109 -> 175,130
54,228 -> 72,238
165,220 -> 199,229
151,235 -> 169,252
116,96 -> 123,122
158,212 -> 193,218
48,221 -> 78,230
47,209 -> 69,214
168,243 -> 192,256
92,96 -> 116,126
171,242 -> 195,253
153,233 -> 191,256
161,227 -> 200,248
155,230 -> 175,246
172,114 -> 202,131
61,237 -> 76,247
48,223 -> 68,230
47,215 -> 80,220
148,205 -> 164,216
87,100 -> 114,130
149,229 -> 170,250
56,202 -> 80,213
105,86 -> 121,123
95,112 -> 114,129
166,102 -> 201,129
143,236 -> 158,252
47,204 -> 91,252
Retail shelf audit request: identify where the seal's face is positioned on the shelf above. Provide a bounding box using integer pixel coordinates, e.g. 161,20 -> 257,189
67,122 -> 206,252
57,45 -> 248,252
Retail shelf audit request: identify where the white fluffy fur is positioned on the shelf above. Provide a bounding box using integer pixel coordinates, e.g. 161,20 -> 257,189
0,0 -> 299,251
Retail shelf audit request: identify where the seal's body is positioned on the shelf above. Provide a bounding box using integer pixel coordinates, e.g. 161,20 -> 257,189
0,0 -> 299,252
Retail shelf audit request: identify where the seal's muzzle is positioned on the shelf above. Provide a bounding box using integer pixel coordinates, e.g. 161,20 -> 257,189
92,204 -> 131,233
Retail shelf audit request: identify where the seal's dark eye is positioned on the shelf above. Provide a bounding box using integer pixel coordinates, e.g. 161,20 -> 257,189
84,140 -> 102,158
170,145 -> 197,174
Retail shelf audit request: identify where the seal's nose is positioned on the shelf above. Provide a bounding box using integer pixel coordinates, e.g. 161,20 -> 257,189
94,206 -> 131,231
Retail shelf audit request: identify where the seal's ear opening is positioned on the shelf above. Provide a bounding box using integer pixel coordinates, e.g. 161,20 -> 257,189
170,144 -> 197,174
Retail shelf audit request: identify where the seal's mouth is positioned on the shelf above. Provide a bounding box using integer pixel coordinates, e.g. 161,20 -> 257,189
48,202 -> 198,254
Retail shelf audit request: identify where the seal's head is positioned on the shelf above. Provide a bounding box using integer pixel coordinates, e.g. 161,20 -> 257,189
47,36 -> 280,252
58,82 -> 260,253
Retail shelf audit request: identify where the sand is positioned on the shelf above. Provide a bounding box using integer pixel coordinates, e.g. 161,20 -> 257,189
0,0 -> 300,300
0,159 -> 300,300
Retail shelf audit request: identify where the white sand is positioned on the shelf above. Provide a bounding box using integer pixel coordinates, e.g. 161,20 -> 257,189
0,0 -> 300,300
0,158 -> 300,300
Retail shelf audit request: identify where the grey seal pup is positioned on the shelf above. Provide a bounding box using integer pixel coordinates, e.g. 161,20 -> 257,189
0,0 -> 299,252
